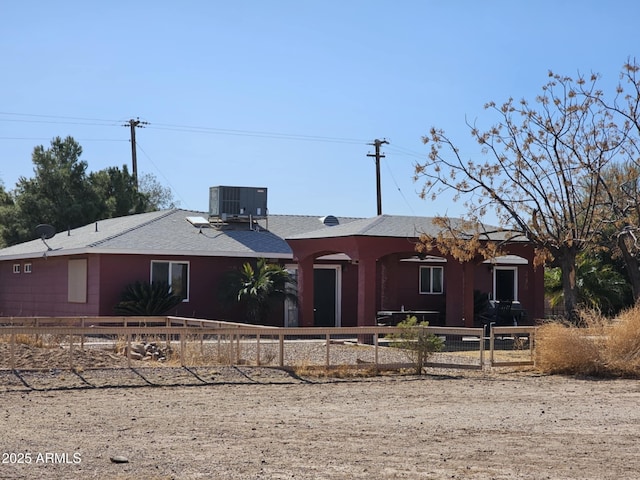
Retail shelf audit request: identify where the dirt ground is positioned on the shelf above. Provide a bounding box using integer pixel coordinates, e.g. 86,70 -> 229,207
2,363 -> 640,480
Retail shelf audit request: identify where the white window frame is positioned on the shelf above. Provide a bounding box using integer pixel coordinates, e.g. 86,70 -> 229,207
419,266 -> 444,294
150,260 -> 190,302
24,263 -> 32,274
13,263 -> 20,274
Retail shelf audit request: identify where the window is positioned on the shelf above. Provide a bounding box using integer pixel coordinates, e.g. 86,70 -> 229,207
419,266 -> 443,294
13,264 -> 20,274
68,259 -> 88,303
151,261 -> 189,301
24,263 -> 32,274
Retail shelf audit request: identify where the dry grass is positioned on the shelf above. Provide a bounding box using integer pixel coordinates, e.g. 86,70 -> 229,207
604,306 -> 640,376
292,361 -> 381,378
0,333 -> 70,349
536,307 -> 640,377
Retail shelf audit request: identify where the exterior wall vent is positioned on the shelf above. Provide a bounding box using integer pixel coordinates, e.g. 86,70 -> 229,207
209,186 -> 268,222
320,215 -> 339,227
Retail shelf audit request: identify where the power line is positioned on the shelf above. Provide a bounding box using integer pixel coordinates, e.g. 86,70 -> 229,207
0,112 -> 122,127
382,152 -> 417,216
147,123 -> 366,144
0,137 -> 126,142
0,112 -> 368,145
135,141 -> 188,209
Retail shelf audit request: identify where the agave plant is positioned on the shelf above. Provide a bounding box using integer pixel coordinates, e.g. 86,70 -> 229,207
114,280 -> 183,315
219,258 -> 297,324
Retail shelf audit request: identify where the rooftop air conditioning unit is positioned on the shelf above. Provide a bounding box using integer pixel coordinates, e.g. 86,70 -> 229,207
209,186 -> 268,221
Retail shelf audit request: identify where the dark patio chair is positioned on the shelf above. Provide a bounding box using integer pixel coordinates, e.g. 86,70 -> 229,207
495,300 -> 514,326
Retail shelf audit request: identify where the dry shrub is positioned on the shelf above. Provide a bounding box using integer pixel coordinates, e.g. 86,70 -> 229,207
537,307 -> 640,377
6,334 -> 46,348
536,310 -> 608,376
292,359 -> 314,377
0,333 -> 63,349
605,304 -> 640,376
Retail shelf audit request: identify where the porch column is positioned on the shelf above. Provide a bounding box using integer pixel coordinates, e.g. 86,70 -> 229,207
357,256 -> 378,327
444,260 -> 474,327
462,262 -> 475,327
531,262 -> 545,321
297,255 -> 315,327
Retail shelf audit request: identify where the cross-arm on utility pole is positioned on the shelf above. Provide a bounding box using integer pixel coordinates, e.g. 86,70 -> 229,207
123,117 -> 149,187
367,138 -> 389,216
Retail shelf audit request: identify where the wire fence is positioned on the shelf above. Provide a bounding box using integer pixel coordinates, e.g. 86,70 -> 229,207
0,316 -> 536,373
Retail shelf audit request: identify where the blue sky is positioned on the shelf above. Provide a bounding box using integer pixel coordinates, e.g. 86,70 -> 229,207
1,1 -> 637,220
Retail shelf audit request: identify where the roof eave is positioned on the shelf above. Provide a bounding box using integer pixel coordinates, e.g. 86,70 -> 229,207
0,248 -> 294,260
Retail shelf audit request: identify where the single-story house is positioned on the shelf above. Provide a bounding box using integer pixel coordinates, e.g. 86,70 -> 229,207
0,206 -> 544,327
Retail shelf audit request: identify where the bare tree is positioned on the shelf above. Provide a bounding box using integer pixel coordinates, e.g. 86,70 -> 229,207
415,71 -> 624,318
577,60 -> 640,303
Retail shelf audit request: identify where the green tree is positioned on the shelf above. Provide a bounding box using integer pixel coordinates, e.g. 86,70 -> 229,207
8,136 -> 102,243
219,258 -> 297,324
90,165 -> 149,218
0,181 -> 14,248
0,137 -> 177,247
415,69 -> 625,320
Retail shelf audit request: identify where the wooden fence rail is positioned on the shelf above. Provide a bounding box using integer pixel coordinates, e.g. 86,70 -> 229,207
0,316 -> 536,372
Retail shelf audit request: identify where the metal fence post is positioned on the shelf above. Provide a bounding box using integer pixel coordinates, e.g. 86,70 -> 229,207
326,333 -> 331,368
69,334 -> 74,370
489,323 -> 495,366
126,332 -> 131,368
80,318 -> 85,350
35,318 -> 40,347
480,326 -> 485,368
374,332 -> 379,371
180,331 -> 185,367
10,331 -> 15,371
256,334 -> 261,366
279,333 -> 284,367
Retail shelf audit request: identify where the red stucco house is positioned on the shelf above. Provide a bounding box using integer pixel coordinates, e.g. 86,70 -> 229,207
0,208 -> 544,327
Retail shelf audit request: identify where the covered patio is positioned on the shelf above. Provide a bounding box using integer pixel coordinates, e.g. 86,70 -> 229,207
286,215 -> 545,328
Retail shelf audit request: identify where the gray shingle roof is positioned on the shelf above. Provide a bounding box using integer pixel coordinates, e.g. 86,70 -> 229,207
285,215 -> 443,240
0,210 -> 363,260
0,210 -> 520,261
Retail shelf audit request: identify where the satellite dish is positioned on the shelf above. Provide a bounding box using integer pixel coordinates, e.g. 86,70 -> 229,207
35,224 -> 56,250
36,224 -> 56,240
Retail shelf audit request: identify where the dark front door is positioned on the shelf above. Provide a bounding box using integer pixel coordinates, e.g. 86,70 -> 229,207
314,268 -> 337,327
495,268 -> 516,301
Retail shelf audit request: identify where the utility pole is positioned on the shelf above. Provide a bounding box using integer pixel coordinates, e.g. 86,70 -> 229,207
123,118 -> 149,187
367,138 -> 389,216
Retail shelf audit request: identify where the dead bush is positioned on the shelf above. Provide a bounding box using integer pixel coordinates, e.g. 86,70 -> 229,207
605,305 -> 640,376
536,315 -> 607,376
536,307 -> 640,377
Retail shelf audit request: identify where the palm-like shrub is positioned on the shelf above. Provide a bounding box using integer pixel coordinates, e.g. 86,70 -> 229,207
114,281 -> 183,315
545,253 -> 631,318
219,258 -> 297,324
